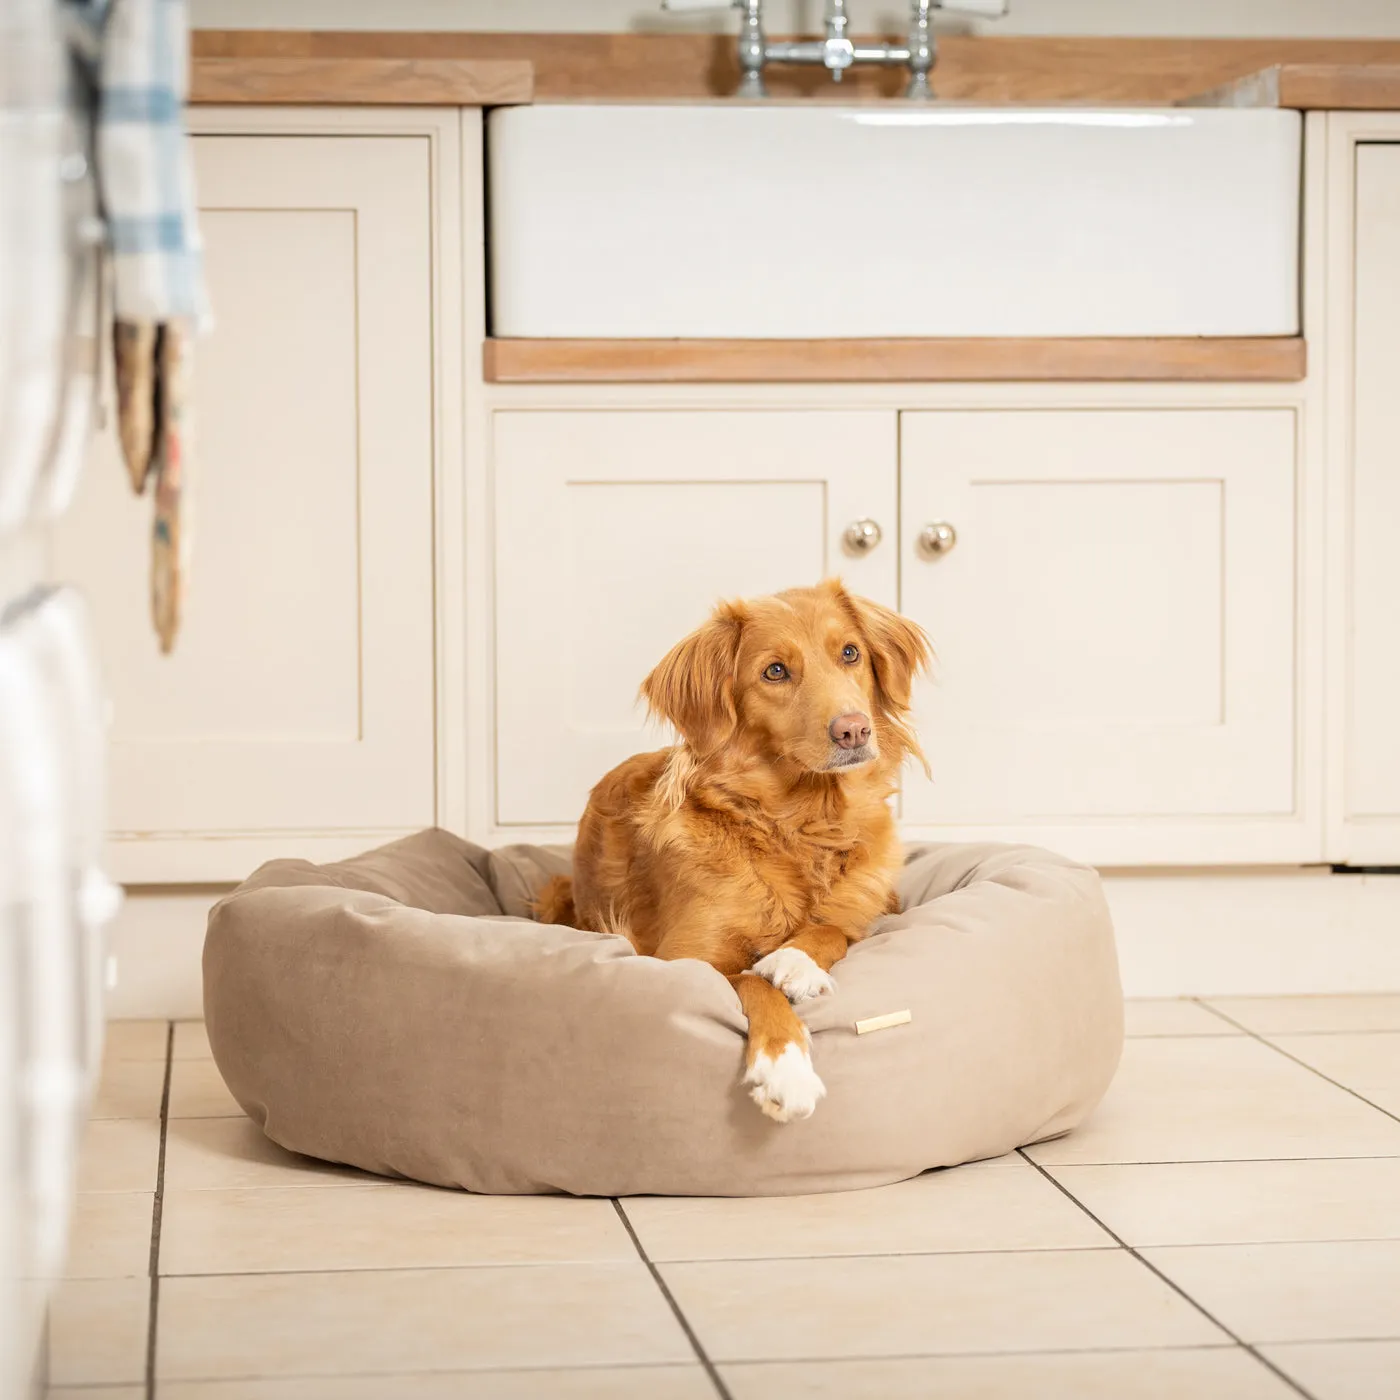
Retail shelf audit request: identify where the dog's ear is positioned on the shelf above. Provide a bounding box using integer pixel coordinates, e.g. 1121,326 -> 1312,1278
641,602 -> 746,755
830,585 -> 931,714
828,576 -> 931,709
833,583 -> 933,775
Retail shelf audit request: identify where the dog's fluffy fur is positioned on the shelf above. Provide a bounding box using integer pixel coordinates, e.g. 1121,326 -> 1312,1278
536,578 -> 931,1122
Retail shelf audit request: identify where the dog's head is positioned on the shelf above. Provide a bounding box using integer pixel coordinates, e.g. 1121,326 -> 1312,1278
641,579 -> 931,778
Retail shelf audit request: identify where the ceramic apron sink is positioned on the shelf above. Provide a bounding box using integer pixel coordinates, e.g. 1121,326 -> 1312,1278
487,103 -> 1301,339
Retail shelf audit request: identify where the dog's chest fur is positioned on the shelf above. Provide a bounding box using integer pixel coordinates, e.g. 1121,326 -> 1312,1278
709,791 -> 896,951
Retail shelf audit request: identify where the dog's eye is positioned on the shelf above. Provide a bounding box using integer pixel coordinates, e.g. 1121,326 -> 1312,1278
763,662 -> 789,682
842,644 -> 860,664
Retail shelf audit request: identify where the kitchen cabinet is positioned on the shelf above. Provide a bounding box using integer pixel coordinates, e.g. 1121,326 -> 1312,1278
491,409 -> 897,826
488,403 -> 1306,863
1338,141 -> 1400,863
55,124 -> 445,879
898,408 -> 1301,864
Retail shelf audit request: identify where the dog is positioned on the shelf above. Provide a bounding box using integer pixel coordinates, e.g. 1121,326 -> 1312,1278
535,578 -> 931,1123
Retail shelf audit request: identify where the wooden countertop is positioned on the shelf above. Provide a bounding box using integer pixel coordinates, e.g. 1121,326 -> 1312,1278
193,31 -> 1400,106
1185,63 -> 1400,110
484,338 -> 1307,385
189,55 -> 533,106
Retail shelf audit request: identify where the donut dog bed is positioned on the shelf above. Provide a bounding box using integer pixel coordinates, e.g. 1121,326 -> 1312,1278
202,829 -> 1123,1197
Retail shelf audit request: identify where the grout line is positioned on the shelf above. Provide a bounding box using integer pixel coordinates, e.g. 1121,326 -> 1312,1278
1018,1150 -> 1318,1400
130,1341 -> 1334,1388
1200,1006 -> 1400,1127
145,1021 -> 174,1400
1125,1033 -> 1244,1039
149,1243 -> 1118,1279
612,1199 -> 734,1400
1186,997 -> 1255,1034
725,1342 -> 1248,1367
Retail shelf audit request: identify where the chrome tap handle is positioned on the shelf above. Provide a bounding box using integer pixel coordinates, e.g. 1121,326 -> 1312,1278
824,0 -> 854,81
736,0 -> 767,96
659,0 -> 767,97
906,0 -> 935,100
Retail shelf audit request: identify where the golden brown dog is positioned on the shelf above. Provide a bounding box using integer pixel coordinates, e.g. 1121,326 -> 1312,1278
536,578 -> 931,1122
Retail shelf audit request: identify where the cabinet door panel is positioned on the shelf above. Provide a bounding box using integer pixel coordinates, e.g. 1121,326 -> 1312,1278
493,410 -> 896,827
900,408 -> 1298,848
54,135 -> 435,838
1346,144 -> 1400,857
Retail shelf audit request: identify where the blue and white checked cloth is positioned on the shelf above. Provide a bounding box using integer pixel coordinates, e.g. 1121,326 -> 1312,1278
93,0 -> 210,330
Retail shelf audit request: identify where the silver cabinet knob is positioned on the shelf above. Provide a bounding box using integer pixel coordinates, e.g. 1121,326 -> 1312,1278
918,521 -> 957,557
843,518 -> 883,554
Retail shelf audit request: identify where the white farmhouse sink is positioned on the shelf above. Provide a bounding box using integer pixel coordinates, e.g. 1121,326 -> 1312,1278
487,104 -> 1301,339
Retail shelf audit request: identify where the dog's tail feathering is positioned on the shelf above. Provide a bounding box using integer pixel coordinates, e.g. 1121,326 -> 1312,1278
533,874 -> 576,926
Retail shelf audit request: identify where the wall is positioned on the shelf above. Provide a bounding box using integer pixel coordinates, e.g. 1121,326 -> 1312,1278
190,0 -> 1400,39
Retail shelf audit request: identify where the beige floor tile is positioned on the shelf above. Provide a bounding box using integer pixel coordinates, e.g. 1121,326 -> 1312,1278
1125,999 -> 1240,1038
1051,1158 -> 1400,1246
90,1059 -> 166,1120
168,1059 -> 241,1118
160,1184 -> 634,1274
47,1276 -> 149,1386
663,1249 -> 1223,1361
65,1192 -> 154,1278
103,1019 -> 170,1059
157,1264 -> 691,1379
722,1348 -> 1297,1400
624,1157 -> 1109,1262
1270,1032 -> 1400,1115
1144,1239 -> 1400,1343
1028,1037 -> 1400,1165
46,1389 -> 146,1400
77,1118 -> 162,1193
173,1021 -> 213,1059
1262,1339 -> 1400,1400
162,1117 -> 376,1191
1206,995 -> 1400,1035
157,1366 -> 713,1399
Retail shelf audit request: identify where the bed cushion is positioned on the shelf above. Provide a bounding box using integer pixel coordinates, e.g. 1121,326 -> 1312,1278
202,829 -> 1122,1197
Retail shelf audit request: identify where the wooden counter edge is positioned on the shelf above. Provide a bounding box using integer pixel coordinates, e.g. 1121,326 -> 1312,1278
1183,63 -> 1400,109
190,56 -> 534,106
483,337 -> 1307,384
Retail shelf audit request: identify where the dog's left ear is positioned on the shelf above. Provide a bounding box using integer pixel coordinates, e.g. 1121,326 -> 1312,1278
829,581 -> 932,715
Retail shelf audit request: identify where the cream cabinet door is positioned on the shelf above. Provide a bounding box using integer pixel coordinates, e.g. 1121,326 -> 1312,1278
899,408 -> 1301,864
55,134 -> 436,873
492,410 -> 897,828
1341,144 -> 1400,863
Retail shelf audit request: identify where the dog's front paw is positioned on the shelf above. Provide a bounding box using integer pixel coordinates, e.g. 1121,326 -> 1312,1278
743,1041 -> 826,1123
752,946 -> 836,1003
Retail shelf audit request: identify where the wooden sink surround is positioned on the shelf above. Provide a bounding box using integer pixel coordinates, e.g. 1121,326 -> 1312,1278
192,30 -> 1400,384
191,30 -> 1400,107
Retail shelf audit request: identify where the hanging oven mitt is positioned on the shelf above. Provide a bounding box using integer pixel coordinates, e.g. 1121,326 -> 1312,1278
149,322 -> 190,654
111,319 -> 158,491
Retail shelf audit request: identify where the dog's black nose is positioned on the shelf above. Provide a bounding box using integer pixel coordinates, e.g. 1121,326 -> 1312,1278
829,712 -> 871,749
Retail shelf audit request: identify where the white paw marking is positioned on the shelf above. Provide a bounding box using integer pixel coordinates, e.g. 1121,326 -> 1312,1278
750,1041 -> 823,1125
752,947 -> 835,1003
744,1041 -> 827,1123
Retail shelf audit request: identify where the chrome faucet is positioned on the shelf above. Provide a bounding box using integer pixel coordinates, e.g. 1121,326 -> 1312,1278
662,0 -> 1007,100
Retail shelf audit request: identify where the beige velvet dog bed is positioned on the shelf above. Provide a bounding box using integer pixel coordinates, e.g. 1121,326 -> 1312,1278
202,829 -> 1123,1197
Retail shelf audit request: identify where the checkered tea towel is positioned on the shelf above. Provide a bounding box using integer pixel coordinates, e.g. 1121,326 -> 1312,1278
95,0 -> 210,329
75,0 -> 208,653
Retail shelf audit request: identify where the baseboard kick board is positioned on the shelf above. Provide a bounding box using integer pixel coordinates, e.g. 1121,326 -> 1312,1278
104,868 -> 1400,1020
1105,868 -> 1400,997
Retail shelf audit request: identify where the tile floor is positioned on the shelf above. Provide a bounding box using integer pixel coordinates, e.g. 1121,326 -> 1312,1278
45,996 -> 1400,1399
